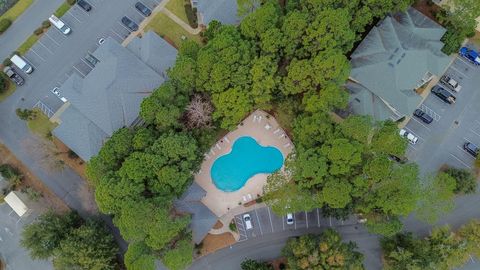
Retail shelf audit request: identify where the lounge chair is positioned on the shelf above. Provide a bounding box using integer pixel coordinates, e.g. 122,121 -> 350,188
265,124 -> 272,130
273,128 -> 280,134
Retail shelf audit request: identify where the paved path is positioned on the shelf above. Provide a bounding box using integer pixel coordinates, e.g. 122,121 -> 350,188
161,8 -> 201,34
0,0 -> 64,60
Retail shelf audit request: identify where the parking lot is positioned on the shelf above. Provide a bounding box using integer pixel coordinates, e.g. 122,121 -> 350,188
405,48 -> 480,174
17,0 -> 161,113
0,204 -> 52,270
234,206 -> 359,242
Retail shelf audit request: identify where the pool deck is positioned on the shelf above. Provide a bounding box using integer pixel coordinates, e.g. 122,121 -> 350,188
195,110 -> 293,217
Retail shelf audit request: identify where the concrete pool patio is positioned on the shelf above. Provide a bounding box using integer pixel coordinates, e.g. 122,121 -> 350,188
195,110 -> 293,217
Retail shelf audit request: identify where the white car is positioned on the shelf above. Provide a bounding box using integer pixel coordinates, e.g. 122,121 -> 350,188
286,213 -> 294,225
440,75 -> 462,92
399,128 -> 418,144
51,87 -> 67,103
243,214 -> 253,230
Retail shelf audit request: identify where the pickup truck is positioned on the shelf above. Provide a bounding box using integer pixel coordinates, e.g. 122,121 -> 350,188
3,66 -> 24,86
440,74 -> 461,92
431,85 -> 456,104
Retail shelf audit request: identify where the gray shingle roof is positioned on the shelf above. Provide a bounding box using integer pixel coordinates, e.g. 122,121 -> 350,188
127,31 -> 178,77
347,7 -> 451,121
174,183 -> 217,244
53,34 -> 177,161
197,0 -> 239,25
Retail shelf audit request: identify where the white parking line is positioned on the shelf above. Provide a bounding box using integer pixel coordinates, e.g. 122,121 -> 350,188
254,208 -> 263,235
81,57 -> 95,68
469,129 -> 480,138
43,32 -> 61,46
449,65 -> 469,79
329,217 -> 332,227
37,40 -> 54,54
73,65 -> 86,77
132,5 -> 147,17
110,29 -> 124,39
317,208 -> 320,227
410,116 -> 432,131
305,211 -> 308,229
267,207 -> 274,232
282,215 -> 285,231
457,56 -> 473,67
66,10 -> 83,23
29,48 -> 46,62
117,21 -> 133,33
450,153 -> 473,169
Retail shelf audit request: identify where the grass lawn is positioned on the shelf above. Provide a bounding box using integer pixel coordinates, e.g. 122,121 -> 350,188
0,73 -> 16,101
145,12 -> 202,48
17,33 -> 39,55
54,1 -> 72,18
0,0 -> 34,22
27,109 -> 58,139
165,0 -> 189,24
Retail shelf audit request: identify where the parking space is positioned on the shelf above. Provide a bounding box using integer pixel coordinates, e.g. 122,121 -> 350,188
405,50 -> 480,173
234,206 -> 360,242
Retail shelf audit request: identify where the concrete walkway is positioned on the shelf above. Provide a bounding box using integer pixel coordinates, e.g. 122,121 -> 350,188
161,8 -> 202,35
0,0 -> 64,60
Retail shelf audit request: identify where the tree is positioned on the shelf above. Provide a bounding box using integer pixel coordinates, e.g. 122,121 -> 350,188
282,230 -> 364,270
53,220 -> 118,270
161,238 -> 194,270
458,219 -> 480,258
132,128 -> 157,151
184,94 -> 213,129
211,87 -> 253,130
237,0 -> 260,18
322,179 -> 353,209
21,211 -> 83,259
444,167 -> 477,194
241,259 -> 273,270
416,173 -> 457,224
370,120 -> 407,157
320,138 -> 363,176
250,55 -> 278,109
240,2 -> 280,39
339,115 -> 374,144
125,242 -> 156,270
292,112 -> 335,148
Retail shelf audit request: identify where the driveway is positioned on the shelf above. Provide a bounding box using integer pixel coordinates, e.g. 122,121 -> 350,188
0,0 -> 64,60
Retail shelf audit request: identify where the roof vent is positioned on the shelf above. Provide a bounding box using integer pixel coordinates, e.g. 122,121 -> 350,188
388,63 -> 394,68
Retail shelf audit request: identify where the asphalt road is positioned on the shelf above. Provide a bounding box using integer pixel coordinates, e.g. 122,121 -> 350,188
0,0 -> 64,60
190,224 -> 382,270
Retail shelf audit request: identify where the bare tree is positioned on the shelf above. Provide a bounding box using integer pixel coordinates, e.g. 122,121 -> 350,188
185,94 -> 213,129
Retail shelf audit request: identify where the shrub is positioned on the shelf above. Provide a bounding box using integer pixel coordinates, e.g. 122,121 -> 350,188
66,0 -> 76,5
444,167 -> 477,194
184,4 -> 198,28
68,149 -> 79,159
0,19 -> 12,34
441,29 -> 463,55
21,186 -> 42,201
41,20 -> 51,29
3,58 -> 12,66
33,27 -> 43,36
229,221 -> 237,232
0,74 -> 6,94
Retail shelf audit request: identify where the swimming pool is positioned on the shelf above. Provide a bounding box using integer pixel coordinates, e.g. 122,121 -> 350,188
211,136 -> 284,192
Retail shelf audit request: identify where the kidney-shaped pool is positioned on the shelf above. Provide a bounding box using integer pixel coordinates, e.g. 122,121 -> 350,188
211,136 -> 284,192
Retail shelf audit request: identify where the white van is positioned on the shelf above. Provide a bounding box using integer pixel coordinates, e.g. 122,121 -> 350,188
48,15 -> 71,35
10,54 -> 33,74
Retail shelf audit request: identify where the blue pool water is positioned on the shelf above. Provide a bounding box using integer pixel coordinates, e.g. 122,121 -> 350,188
211,136 -> 284,192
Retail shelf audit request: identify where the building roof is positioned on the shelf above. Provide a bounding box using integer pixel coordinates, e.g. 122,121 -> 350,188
347,7 -> 451,121
174,183 -> 217,244
5,191 -> 30,217
53,34 -> 177,161
196,0 -> 239,25
127,31 -> 178,76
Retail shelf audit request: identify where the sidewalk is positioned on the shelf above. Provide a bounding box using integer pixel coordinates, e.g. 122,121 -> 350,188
0,0 -> 64,60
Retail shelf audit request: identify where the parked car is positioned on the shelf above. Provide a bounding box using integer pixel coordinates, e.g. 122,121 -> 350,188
459,47 -> 480,66
440,74 -> 462,92
243,214 -> 253,230
10,54 -> 33,74
413,109 -> 433,124
135,2 -> 152,16
121,16 -> 138,31
463,142 -> 479,157
48,15 -> 71,35
51,87 -> 68,102
84,53 -> 99,66
399,128 -> 418,144
76,0 -> 92,11
431,85 -> 456,104
3,66 -> 24,86
286,213 -> 294,225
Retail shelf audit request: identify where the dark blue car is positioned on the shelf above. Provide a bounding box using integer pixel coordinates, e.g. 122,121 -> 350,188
459,47 -> 480,66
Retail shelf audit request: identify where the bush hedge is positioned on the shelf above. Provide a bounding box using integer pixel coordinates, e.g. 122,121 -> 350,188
184,4 -> 198,28
41,20 -> 50,28
0,18 -> 12,34
33,27 -> 43,36
66,0 -> 76,5
0,74 -> 7,94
